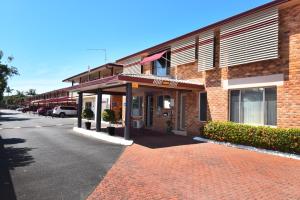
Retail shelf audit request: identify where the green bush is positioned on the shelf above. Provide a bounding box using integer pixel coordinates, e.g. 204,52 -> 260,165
82,108 -> 94,120
102,109 -> 116,125
202,121 -> 300,154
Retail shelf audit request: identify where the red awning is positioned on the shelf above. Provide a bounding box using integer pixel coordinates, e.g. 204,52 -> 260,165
48,96 -> 76,103
140,51 -> 166,65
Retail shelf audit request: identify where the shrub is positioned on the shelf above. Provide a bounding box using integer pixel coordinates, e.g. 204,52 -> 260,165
102,109 -> 116,125
202,121 -> 300,154
82,108 -> 94,121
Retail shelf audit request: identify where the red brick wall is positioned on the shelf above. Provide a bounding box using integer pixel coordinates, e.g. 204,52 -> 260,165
125,3 -> 300,135
176,4 -> 300,132
143,90 -> 177,133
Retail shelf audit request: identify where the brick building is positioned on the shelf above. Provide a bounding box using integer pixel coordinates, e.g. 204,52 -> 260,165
65,0 -> 300,138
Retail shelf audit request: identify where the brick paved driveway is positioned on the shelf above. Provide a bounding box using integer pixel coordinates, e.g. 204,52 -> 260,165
87,133 -> 300,200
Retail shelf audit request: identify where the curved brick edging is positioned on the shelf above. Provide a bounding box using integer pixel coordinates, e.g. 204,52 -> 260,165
194,136 -> 300,160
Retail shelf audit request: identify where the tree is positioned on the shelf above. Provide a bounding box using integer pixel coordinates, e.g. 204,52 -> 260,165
15,90 -> 25,97
5,86 -> 13,96
26,89 -> 36,96
0,50 -> 19,102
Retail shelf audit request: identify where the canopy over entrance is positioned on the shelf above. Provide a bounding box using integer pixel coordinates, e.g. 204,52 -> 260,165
71,74 -> 204,141
66,74 -> 204,94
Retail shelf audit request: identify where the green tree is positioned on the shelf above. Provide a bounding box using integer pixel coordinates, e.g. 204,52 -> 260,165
5,86 -> 13,96
26,89 -> 36,96
0,50 -> 19,102
15,90 -> 25,97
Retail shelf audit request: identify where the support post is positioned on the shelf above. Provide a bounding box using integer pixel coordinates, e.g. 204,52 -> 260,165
96,89 -> 102,132
124,83 -> 132,140
77,92 -> 83,128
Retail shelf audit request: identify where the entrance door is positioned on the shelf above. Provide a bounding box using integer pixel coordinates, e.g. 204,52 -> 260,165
180,94 -> 186,130
146,95 -> 153,127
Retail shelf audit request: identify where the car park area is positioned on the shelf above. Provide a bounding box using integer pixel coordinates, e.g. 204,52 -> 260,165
0,110 -> 124,200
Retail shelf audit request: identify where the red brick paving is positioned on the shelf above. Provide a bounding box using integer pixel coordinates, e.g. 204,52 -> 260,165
87,134 -> 300,200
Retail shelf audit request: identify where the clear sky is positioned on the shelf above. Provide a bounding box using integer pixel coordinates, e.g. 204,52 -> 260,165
0,0 -> 270,94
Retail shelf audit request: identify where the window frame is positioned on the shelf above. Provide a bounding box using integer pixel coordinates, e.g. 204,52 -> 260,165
199,92 -> 208,122
132,96 -> 143,117
228,86 -> 277,126
152,51 -> 171,77
157,95 -> 171,110
85,102 -> 92,110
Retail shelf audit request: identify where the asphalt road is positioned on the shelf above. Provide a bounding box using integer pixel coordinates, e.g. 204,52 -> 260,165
0,110 -> 124,200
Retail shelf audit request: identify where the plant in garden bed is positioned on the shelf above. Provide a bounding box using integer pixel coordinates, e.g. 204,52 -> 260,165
102,109 -> 116,135
202,121 -> 300,154
82,108 -> 94,130
166,120 -> 173,134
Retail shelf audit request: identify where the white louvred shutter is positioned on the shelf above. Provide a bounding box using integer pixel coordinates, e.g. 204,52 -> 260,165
220,7 -> 279,67
122,57 -> 141,74
171,37 -> 196,67
198,31 -> 215,71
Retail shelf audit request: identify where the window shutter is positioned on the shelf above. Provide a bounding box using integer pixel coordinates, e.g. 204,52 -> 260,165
122,57 -> 142,74
171,37 -> 196,67
197,31 -> 215,71
220,7 -> 279,67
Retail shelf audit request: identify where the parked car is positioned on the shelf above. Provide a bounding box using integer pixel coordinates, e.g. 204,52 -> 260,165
16,107 -> 24,112
46,109 -> 53,116
8,105 -> 18,110
37,107 -> 52,116
22,106 -> 37,113
52,106 -> 77,117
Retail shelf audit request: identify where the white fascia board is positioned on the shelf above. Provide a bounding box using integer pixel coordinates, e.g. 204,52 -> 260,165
222,73 -> 284,90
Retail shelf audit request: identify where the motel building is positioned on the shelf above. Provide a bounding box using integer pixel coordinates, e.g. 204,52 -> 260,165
63,0 -> 300,140
26,88 -> 76,108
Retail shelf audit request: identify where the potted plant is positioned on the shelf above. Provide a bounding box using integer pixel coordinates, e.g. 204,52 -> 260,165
166,120 -> 173,134
102,109 -> 116,135
82,108 -> 94,130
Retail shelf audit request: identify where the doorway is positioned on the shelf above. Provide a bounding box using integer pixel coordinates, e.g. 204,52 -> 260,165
146,95 -> 153,127
179,93 -> 186,130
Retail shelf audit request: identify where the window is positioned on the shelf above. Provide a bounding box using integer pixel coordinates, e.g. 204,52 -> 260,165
132,96 -> 143,116
157,95 -> 171,110
199,92 -> 207,121
152,51 -> 171,76
229,87 -> 277,126
157,96 -> 164,110
61,106 -> 76,110
85,102 -> 92,109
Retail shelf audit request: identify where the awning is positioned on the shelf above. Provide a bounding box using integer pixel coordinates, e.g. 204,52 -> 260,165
31,97 -> 76,104
65,74 -> 204,93
140,51 -> 166,65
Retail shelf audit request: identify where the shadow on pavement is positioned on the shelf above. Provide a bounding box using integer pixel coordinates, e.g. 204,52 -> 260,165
0,117 -> 30,122
0,136 -> 35,200
0,112 -> 20,116
114,128 -> 204,149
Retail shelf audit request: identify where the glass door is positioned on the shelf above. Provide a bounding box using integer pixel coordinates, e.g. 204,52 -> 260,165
146,95 -> 153,127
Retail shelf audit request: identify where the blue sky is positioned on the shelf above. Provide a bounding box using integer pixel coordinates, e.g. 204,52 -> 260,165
0,0 -> 270,94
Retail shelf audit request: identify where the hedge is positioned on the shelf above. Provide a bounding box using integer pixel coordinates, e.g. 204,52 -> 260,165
201,121 -> 300,154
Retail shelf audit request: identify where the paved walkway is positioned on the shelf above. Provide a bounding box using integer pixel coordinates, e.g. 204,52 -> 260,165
87,133 -> 300,200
